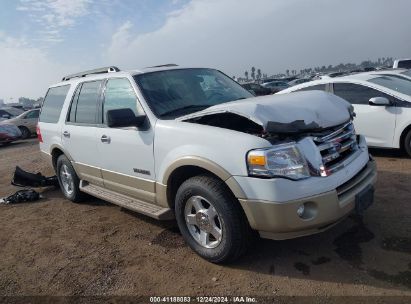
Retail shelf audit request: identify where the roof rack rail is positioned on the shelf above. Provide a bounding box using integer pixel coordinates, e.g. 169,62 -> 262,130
146,64 -> 178,68
62,66 -> 120,81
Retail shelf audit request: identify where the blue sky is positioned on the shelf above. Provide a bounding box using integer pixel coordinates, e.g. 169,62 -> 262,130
1,0 -> 411,100
0,0 -> 188,67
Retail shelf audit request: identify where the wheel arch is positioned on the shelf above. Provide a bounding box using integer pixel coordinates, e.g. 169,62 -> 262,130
159,157 -> 246,209
399,124 -> 411,150
50,145 -> 74,171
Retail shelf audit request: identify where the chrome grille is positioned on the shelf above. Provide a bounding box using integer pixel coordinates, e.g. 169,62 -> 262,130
313,122 -> 359,176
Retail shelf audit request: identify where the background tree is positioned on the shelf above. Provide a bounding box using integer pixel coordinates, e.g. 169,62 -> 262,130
244,71 -> 249,80
257,68 -> 262,81
251,67 -> 256,80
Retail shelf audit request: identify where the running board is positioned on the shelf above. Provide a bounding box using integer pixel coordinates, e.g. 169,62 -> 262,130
80,181 -> 174,220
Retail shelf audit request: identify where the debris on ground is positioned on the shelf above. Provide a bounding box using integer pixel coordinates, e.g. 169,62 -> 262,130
0,189 -> 41,204
11,166 -> 59,188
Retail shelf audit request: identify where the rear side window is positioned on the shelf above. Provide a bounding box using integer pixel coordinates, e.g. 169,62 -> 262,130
25,110 -> 40,119
296,84 -> 326,92
397,60 -> 411,69
39,85 -> 70,123
74,81 -> 102,124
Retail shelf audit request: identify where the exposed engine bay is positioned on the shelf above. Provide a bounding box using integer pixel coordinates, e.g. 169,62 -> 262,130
184,112 -> 351,144
178,90 -> 354,144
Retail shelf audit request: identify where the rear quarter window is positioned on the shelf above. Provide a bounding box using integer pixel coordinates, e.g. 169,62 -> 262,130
39,85 -> 70,123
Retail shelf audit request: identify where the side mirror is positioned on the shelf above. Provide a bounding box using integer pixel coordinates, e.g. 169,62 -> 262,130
369,97 -> 391,106
106,108 -> 146,128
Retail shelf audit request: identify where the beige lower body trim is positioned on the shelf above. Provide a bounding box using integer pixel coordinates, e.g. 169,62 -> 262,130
73,162 -> 104,187
155,183 -> 169,208
101,169 -> 155,203
73,162 -> 156,203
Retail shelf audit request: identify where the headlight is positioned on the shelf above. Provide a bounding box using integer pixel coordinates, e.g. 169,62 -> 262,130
247,143 -> 310,180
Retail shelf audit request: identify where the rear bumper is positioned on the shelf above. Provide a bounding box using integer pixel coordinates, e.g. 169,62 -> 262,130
238,159 -> 377,240
0,136 -> 20,143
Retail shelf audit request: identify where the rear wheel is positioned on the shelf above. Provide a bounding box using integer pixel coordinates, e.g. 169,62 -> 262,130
403,129 -> 411,157
56,155 -> 85,202
175,175 -> 252,263
18,126 -> 30,139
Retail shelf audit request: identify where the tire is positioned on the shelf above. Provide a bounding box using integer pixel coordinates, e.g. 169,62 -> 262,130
175,175 -> 252,263
18,126 -> 30,139
56,155 -> 85,202
404,129 -> 411,157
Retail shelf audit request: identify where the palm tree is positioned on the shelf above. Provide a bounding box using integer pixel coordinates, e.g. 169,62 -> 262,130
251,67 -> 256,80
257,69 -> 262,81
244,71 -> 249,80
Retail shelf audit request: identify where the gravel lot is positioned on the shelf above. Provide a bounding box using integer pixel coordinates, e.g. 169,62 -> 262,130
0,139 -> 410,299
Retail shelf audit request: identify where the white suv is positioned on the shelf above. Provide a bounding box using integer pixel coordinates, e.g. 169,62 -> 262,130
38,66 -> 376,263
279,71 -> 411,156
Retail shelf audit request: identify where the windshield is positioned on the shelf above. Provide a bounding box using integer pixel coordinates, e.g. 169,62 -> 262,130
401,70 -> 411,77
368,75 -> 411,96
133,68 -> 253,118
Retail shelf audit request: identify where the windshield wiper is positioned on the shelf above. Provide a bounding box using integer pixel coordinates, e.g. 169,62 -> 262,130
160,105 -> 211,118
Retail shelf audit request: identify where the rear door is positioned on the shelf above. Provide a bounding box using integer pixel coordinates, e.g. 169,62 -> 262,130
95,77 -> 156,203
332,82 -> 398,147
62,80 -> 104,186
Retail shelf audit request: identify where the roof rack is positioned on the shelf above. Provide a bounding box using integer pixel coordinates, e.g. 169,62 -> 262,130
62,66 -> 120,81
146,64 -> 178,68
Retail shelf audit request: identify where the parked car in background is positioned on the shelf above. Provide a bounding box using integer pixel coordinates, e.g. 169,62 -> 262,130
261,76 -> 297,85
38,65 -> 376,263
288,78 -> 310,87
279,72 -> 411,156
0,124 -> 22,145
261,80 -> 289,93
393,58 -> 411,69
0,109 -> 40,139
370,68 -> 411,81
0,107 -> 24,121
241,83 -> 272,96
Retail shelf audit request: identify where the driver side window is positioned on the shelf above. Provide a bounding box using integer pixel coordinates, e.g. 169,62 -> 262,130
103,78 -> 144,124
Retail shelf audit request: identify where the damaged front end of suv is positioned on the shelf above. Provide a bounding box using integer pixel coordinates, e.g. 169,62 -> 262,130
165,90 -> 376,241
178,90 -> 362,180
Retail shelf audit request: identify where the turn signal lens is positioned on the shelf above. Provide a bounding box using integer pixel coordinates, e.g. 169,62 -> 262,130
248,155 -> 266,166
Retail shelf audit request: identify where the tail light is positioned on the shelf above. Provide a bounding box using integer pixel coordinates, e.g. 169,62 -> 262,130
36,124 -> 43,143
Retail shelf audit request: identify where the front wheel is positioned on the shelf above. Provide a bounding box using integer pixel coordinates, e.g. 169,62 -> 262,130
175,175 -> 252,263
403,130 -> 411,157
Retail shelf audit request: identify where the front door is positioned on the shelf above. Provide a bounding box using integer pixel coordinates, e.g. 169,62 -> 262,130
332,82 -> 398,148
95,78 -> 156,203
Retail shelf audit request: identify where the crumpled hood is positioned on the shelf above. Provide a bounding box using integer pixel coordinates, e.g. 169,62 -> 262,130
178,90 -> 352,132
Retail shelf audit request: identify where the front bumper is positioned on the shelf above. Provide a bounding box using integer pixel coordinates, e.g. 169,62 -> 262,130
238,159 -> 377,240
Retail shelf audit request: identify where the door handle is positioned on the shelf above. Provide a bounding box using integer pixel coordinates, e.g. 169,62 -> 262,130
63,131 -> 70,138
101,135 -> 111,143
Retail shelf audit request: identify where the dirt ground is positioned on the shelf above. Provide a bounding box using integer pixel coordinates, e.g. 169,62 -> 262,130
0,139 -> 410,300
